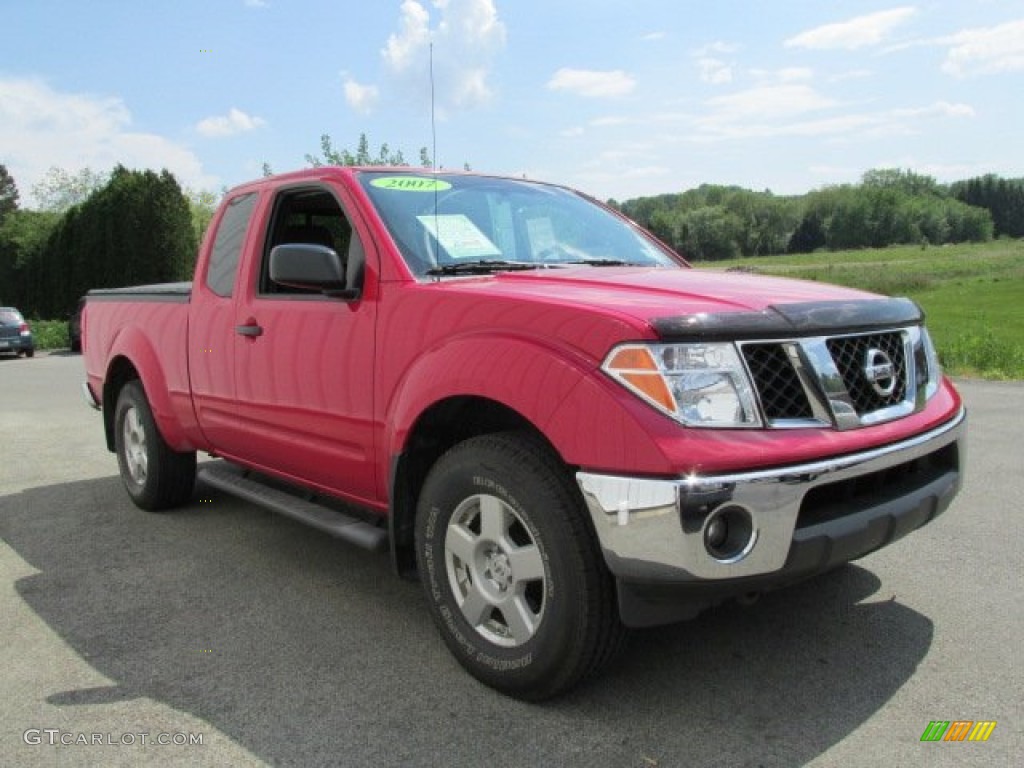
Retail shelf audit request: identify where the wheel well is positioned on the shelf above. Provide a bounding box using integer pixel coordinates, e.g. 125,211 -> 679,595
389,396 -> 564,578
102,357 -> 140,451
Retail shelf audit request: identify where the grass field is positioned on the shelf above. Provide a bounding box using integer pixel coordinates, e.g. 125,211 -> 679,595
695,238 -> 1024,379
25,239 -> 1022,379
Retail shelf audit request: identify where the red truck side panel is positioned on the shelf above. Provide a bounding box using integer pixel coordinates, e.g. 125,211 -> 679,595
228,296 -> 380,507
191,177 -> 383,509
85,300 -> 202,452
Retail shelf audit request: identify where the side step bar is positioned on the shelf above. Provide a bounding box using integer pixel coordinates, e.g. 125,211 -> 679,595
198,463 -> 388,552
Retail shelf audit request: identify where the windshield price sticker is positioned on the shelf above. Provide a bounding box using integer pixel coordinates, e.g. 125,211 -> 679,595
371,176 -> 452,192
417,214 -> 502,259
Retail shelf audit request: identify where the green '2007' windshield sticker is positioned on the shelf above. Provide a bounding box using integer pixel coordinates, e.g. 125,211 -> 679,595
370,176 -> 452,192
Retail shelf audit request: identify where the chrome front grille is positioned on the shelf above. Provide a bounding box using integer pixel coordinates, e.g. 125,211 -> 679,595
740,326 -> 925,430
827,332 -> 907,413
741,343 -> 814,421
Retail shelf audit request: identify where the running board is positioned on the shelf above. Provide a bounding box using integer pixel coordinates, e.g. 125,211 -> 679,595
198,464 -> 388,552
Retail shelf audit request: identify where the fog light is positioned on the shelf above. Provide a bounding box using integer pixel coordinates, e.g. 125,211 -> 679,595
706,516 -> 729,550
703,505 -> 756,563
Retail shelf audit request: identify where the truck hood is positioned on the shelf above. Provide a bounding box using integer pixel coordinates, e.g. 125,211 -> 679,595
439,266 -> 888,335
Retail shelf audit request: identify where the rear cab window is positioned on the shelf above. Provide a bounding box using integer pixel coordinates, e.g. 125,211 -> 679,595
206,192 -> 259,297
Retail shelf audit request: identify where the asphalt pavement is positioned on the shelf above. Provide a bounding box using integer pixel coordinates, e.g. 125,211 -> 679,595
1,352 -> 1020,767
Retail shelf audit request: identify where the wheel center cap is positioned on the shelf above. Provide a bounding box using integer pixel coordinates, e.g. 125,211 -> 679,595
484,550 -> 513,591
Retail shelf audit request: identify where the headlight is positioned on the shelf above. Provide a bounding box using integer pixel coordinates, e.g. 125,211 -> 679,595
602,342 -> 761,428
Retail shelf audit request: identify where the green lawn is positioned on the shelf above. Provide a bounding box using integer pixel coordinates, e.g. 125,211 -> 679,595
27,240 -> 1023,379
695,239 -> 1024,379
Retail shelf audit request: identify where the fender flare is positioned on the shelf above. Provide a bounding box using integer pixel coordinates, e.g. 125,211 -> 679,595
383,330 -> 667,471
103,325 -> 196,452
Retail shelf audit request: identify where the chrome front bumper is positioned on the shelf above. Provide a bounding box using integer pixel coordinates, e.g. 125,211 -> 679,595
577,408 -> 966,583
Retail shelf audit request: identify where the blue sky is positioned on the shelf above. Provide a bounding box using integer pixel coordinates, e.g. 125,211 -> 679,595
2,1 -> 1022,206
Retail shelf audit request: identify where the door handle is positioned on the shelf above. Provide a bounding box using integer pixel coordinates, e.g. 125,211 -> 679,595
236,321 -> 263,337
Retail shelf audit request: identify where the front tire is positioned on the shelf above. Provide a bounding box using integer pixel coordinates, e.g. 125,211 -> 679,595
114,380 -> 196,511
416,432 -> 625,700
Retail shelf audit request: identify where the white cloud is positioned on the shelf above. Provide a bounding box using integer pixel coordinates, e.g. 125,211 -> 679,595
910,161 -> 995,180
378,0 -> 506,111
749,67 -> 814,83
195,107 -> 265,138
893,101 -> 975,119
642,32 -> 666,42
547,68 -> 636,98
0,76 -> 216,206
776,67 -> 815,83
244,0 -> 269,7
575,162 -> 670,189
343,78 -> 380,115
705,84 -> 837,122
786,7 -> 917,50
829,68 -> 873,82
697,58 -> 733,85
689,96 -> 973,142
691,42 -> 740,85
940,19 -> 1024,77
692,41 -> 739,57
383,0 -> 432,72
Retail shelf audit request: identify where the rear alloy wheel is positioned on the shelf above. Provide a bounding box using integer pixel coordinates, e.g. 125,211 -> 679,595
416,431 -> 625,700
114,380 -> 196,511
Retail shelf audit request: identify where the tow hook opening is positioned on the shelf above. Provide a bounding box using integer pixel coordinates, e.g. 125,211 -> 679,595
703,504 -> 757,563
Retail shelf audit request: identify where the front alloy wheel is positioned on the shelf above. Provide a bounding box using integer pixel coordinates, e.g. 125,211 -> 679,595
416,431 -> 625,700
445,493 -> 547,647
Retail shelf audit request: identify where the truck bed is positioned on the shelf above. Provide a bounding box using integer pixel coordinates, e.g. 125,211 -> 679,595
87,282 -> 192,300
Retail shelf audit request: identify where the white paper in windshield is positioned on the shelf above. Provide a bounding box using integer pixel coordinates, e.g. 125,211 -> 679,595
526,217 -> 557,254
417,214 -> 501,259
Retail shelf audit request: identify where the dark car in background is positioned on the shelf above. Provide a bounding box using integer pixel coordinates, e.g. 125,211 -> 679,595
69,297 -> 86,352
0,307 -> 34,358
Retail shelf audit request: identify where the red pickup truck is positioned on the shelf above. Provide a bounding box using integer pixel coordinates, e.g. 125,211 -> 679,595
82,167 -> 965,699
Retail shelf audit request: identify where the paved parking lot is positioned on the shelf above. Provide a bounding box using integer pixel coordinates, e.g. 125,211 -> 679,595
1,353 -> 1020,767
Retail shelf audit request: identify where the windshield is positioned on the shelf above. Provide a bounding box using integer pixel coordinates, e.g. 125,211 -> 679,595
358,172 -> 682,277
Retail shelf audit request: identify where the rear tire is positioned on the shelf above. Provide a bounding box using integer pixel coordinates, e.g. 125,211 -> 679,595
415,431 -> 625,700
114,380 -> 196,511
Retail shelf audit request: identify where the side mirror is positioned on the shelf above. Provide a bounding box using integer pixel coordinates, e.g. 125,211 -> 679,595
269,244 -> 360,300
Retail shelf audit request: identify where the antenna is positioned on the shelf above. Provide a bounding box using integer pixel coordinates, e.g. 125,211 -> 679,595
429,42 -> 438,171
430,41 -> 440,274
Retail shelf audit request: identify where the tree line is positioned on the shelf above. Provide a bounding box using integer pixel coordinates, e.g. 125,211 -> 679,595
1,165 -> 195,318
2,150 -> 1022,319
614,168 -> 1022,261
0,134 -> 422,318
